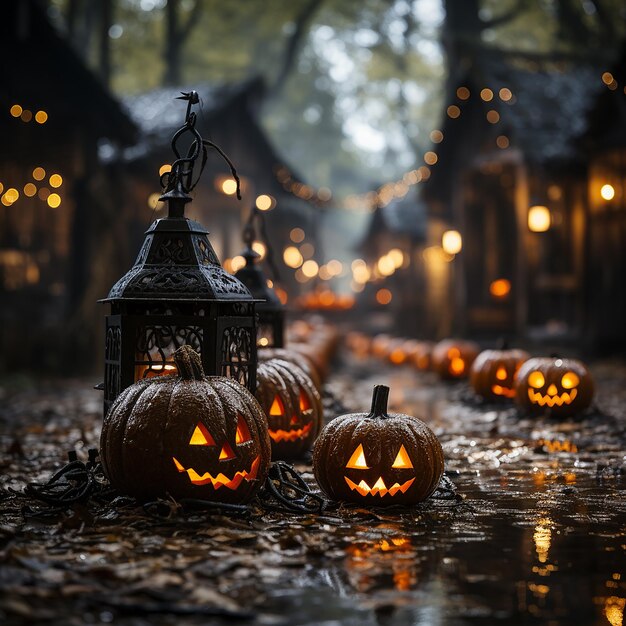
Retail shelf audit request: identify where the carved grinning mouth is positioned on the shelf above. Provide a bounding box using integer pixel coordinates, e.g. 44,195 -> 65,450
528,388 -> 577,407
269,422 -> 313,443
344,476 -> 416,497
492,384 -> 516,398
172,455 -> 260,488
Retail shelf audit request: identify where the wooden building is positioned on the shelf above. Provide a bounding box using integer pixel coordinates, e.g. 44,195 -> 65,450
423,54 -> 607,346
355,190 -> 428,336
0,0 -> 137,373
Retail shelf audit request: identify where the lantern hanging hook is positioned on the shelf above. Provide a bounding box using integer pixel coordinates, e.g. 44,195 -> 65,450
161,91 -> 241,200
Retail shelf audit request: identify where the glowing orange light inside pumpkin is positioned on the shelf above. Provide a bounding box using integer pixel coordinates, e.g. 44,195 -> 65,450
235,415 -> 251,444
189,423 -> 216,446
391,445 -> 413,469
346,444 -> 368,469
299,391 -> 311,412
219,442 -> 236,460
561,372 -> 579,389
496,366 -> 508,381
528,371 -> 545,388
490,278 -> 511,298
450,358 -> 465,375
269,396 -> 284,416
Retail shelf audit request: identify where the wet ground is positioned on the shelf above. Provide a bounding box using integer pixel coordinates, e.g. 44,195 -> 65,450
0,353 -> 624,625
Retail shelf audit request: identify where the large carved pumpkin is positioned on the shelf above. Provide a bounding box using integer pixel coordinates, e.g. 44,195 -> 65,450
255,358 -> 323,460
431,339 -> 480,380
470,347 -> 529,401
100,345 -> 271,502
515,356 -> 594,417
313,385 -> 444,506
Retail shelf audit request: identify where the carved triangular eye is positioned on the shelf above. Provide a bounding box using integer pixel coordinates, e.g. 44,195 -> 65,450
391,445 -> 413,469
235,415 -> 251,444
346,444 -> 369,469
269,395 -> 284,416
299,391 -> 311,412
189,422 -> 216,446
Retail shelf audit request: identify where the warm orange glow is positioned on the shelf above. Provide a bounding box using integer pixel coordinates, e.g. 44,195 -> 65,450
49,174 -> 63,188
492,384 -> 516,398
561,372 -> 579,389
447,105 -> 461,118
23,183 -> 37,197
269,396 -> 284,416
173,455 -> 260,488
38,187 -> 50,200
528,205 -> 550,232
456,86 -> 470,100
430,129 -> 443,143
486,110 -> 500,123
391,445 -> 413,469
189,423 -> 216,446
256,194 -> 274,211
424,151 -> 438,165
301,259 -> 319,278
601,184 -> 615,201
344,475 -> 415,498
450,358 -> 465,375
528,371 -> 545,388
604,595 -> 625,626
230,255 -> 245,272
490,278 -> 511,298
283,246 -> 303,268
495,366 -> 508,381
47,193 -> 61,208
499,88 -> 513,101
528,387 -> 577,407
21,109 -> 33,122
269,422 -> 313,443
534,518 -> 552,563
235,416 -> 251,444
376,288 -> 392,305
442,230 -> 462,255
602,72 -> 614,85
251,241 -> 266,260
221,178 -> 238,195
35,110 -> 48,124
10,104 -> 22,117
299,391 -> 311,412
290,227 -> 305,243
496,135 -> 509,149
148,192 -> 163,209
219,442 -> 236,460
4,188 -> 19,204
480,88 -> 493,101
346,444 -> 368,469
159,164 -> 172,177
32,167 -> 45,181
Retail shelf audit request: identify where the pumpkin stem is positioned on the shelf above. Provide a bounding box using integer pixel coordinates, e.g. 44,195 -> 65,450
368,385 -> 389,418
173,345 -> 205,380
496,337 -> 509,350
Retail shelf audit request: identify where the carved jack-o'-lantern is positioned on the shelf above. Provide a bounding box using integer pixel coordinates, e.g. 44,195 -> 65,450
259,347 -> 322,392
255,358 -> 323,460
431,339 -> 480,380
313,385 -> 444,506
470,347 -> 529,401
515,357 -> 594,417
100,345 -> 271,502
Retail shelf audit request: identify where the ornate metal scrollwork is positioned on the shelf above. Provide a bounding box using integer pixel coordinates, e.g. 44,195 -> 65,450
221,326 -> 251,387
136,324 -> 203,373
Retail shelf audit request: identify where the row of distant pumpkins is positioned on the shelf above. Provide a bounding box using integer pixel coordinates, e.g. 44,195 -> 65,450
99,320 -> 446,509
346,333 -> 594,418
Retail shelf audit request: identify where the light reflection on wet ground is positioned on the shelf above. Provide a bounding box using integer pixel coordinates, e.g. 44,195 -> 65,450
266,356 -> 625,625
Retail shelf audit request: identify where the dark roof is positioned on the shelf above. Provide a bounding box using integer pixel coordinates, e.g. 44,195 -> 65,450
483,59 -> 601,162
1,1 -> 137,144
356,189 -> 427,254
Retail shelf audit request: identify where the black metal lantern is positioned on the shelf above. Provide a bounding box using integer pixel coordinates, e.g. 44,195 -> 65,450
234,208 -> 285,348
100,92 -> 257,414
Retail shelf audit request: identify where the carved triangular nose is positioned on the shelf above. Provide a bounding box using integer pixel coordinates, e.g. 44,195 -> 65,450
219,442 -> 235,460
547,384 -> 558,396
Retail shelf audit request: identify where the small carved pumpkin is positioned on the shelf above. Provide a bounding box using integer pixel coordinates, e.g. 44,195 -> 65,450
259,347 -> 322,392
255,358 -> 323,460
515,357 -> 594,417
431,339 -> 480,380
313,385 -> 444,506
412,341 -> 435,371
470,347 -> 529,401
100,345 -> 271,502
